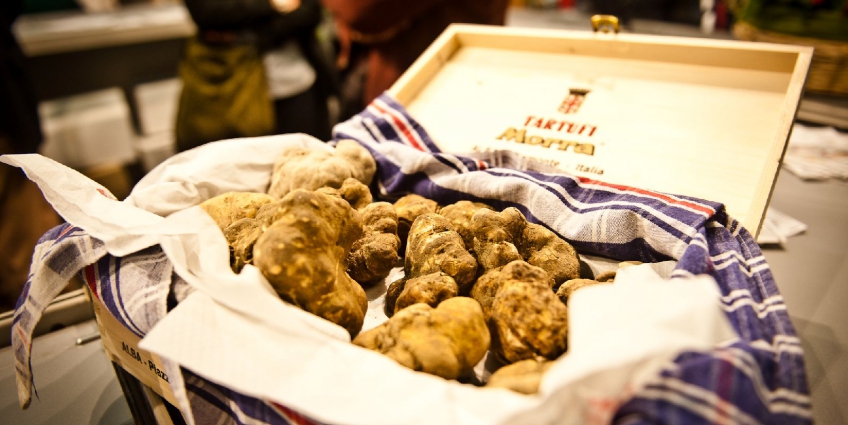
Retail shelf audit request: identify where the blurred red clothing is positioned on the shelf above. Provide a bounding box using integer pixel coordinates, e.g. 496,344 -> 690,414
323,0 -> 509,107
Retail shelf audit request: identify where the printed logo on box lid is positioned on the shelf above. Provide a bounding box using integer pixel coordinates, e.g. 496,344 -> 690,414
559,88 -> 591,114
486,86 -> 602,172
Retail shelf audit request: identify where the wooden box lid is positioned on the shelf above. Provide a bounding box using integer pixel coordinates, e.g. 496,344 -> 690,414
387,24 -> 812,237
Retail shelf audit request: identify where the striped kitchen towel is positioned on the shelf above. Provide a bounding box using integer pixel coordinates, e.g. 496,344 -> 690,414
11,93 -> 810,424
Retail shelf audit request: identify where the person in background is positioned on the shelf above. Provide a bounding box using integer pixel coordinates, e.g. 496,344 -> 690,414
322,0 -> 510,120
177,0 -> 338,151
0,0 -> 62,311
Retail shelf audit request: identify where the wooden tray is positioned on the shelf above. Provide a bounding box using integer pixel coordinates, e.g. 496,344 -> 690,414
388,24 -> 812,236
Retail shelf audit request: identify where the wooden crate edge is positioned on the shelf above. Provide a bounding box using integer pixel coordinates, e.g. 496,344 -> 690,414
88,290 -> 178,406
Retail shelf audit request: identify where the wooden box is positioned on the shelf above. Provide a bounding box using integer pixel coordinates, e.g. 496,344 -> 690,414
388,24 -> 812,236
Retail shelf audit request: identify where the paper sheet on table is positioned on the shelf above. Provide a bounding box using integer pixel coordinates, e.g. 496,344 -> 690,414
2,135 -> 737,425
757,207 -> 808,246
783,123 -> 848,181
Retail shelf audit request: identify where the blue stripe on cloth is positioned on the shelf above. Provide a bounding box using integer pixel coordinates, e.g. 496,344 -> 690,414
95,256 -> 142,336
12,222 -> 108,408
615,349 -> 812,425
376,95 -> 441,152
185,381 -> 242,424
14,225 -> 85,317
112,256 -> 142,336
616,393 -> 753,425
359,108 -> 400,144
433,154 -> 468,174
366,98 -> 433,152
12,283 -> 32,327
89,246 -> 171,337
481,169 -> 707,243
44,242 -> 84,278
184,369 -> 320,425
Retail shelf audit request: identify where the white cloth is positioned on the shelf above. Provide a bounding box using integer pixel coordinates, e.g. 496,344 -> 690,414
263,40 -> 316,99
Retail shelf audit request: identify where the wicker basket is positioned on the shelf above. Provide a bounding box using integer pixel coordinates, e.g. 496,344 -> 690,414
734,21 -> 848,96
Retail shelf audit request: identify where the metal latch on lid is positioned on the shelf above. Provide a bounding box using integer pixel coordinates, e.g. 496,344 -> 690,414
591,15 -> 620,33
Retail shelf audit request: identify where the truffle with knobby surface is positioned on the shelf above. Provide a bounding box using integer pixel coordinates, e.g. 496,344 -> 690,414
353,297 -> 489,380
199,191 -> 275,230
346,201 -> 400,287
487,261 -> 569,364
253,189 -> 367,338
267,139 -> 376,199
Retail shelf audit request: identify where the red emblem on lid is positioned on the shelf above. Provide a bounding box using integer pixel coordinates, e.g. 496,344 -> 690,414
559,88 -> 590,114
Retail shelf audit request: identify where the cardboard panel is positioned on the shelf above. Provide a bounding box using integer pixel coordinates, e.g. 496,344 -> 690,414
91,295 -> 177,406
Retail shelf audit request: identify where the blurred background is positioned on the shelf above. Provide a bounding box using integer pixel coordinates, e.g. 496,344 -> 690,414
0,0 -> 846,424
7,0 -> 846,201
8,0 -> 848,199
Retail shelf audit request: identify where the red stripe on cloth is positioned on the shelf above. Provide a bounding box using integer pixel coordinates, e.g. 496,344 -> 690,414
16,326 -> 30,349
576,177 -> 715,216
370,102 -> 425,151
269,402 -> 316,425
84,265 -> 99,300
57,225 -> 74,239
715,349 -> 736,425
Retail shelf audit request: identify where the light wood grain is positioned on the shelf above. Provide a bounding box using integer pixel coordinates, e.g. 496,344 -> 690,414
388,24 -> 812,236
